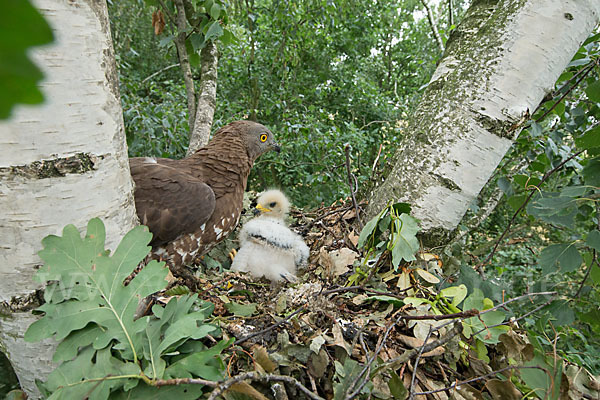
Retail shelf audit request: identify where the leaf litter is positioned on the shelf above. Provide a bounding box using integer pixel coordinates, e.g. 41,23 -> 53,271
149,195 -> 600,400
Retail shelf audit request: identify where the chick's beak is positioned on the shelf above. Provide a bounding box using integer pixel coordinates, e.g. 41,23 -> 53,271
254,203 -> 271,215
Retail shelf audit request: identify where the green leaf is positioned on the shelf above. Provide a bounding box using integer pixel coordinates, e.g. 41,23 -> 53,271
527,192 -> 578,229
579,309 -> 600,332
529,121 -> 543,137
220,29 -> 237,45
497,177 -> 514,195
582,157 -> 600,186
391,202 -> 412,215
204,20 -> 224,41
164,285 -> 191,296
225,301 -> 257,317
575,126 -> 600,150
166,339 -> 231,381
158,34 -> 175,47
462,289 -> 507,344
0,0 -> 54,119
547,300 -> 575,326
27,218 -> 228,397
538,243 -> 582,275
209,3 -> 221,19
507,194 -> 527,211
143,296 -> 216,379
357,210 -> 382,249
53,325 -> 103,362
440,284 -> 468,307
189,52 -> 200,68
333,358 -> 371,400
189,33 -> 204,51
456,265 -> 502,303
585,79 -> 600,103
586,230 -> 600,251
43,347 -> 140,399
388,370 -> 408,399
591,263 -> 600,285
390,214 -> 419,266
522,353 -> 563,400
111,383 -> 205,400
26,219 -> 169,362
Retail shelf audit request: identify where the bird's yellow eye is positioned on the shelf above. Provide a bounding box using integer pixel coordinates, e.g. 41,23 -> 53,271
260,133 -> 268,142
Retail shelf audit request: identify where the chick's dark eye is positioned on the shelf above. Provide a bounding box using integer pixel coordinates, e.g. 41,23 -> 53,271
269,202 -> 276,207
260,133 -> 268,142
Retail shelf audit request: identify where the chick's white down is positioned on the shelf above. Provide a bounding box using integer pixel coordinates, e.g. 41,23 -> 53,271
231,189 -> 309,282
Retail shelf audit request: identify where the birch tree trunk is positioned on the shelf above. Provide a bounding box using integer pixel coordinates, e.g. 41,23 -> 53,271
187,40 -> 219,155
367,0 -> 600,245
0,0 -> 137,397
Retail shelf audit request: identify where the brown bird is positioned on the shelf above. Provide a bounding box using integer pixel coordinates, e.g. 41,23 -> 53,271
129,120 -> 280,284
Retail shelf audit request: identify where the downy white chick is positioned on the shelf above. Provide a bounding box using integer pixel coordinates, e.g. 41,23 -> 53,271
231,189 -> 309,282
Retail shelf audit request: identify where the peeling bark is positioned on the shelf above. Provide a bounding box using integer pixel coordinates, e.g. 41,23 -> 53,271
0,0 -> 137,397
367,0 -> 600,245
187,40 -> 219,154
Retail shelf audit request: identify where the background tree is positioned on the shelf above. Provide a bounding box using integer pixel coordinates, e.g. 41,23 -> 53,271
366,0 -> 600,244
0,0 -> 137,397
112,0 -> 455,207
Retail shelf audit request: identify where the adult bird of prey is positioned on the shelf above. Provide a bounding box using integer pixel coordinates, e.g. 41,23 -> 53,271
231,189 -> 309,282
129,120 -> 280,284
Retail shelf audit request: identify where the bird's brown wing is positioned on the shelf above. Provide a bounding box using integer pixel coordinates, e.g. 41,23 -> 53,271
130,158 -> 215,246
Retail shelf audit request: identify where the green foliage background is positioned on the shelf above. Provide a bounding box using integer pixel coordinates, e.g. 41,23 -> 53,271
109,0 -> 461,207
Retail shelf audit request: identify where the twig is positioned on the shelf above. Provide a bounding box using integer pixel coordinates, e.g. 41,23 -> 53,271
299,205 -> 354,234
477,291 -> 556,316
155,377 -> 218,387
411,365 -> 547,396
359,120 -> 390,130
141,63 -> 181,83
207,372 -> 324,400
479,150 -> 584,269
575,201 -> 600,297
234,306 -> 306,346
385,323 -> 463,370
408,326 -> 433,400
420,0 -> 444,51
370,143 -> 383,179
469,296 -> 555,339
344,144 -> 364,228
344,312 -> 405,400
344,291 -> 554,399
535,59 -> 599,123
320,284 -> 414,299
401,309 -> 479,321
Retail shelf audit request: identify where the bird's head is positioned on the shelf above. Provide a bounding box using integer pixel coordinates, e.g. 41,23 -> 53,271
253,189 -> 290,220
237,120 -> 280,161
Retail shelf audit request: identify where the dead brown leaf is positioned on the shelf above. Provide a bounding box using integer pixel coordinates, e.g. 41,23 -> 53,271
151,10 -> 165,35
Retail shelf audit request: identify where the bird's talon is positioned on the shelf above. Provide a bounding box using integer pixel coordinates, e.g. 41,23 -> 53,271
228,248 -> 238,262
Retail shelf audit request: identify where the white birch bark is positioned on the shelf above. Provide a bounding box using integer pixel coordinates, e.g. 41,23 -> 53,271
367,0 -> 600,245
0,0 -> 137,397
187,40 -> 219,155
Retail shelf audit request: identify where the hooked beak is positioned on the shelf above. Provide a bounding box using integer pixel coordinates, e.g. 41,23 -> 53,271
253,203 -> 271,216
271,142 -> 281,153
